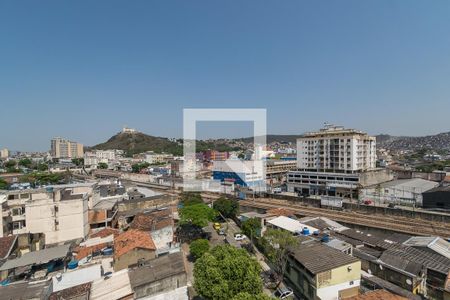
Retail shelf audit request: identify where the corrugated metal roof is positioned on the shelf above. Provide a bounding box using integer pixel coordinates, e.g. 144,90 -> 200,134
291,241 -> 359,274
90,269 -> 132,300
0,244 -> 71,271
403,236 -> 450,259
380,178 -> 438,192
379,251 -> 423,276
267,216 -> 318,234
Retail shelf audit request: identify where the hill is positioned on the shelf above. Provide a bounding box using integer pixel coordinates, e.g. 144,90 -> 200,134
92,131 -> 183,156
92,131 -> 243,156
376,132 -> 450,151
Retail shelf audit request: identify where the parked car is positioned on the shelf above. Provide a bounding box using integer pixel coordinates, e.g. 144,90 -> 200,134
363,200 -> 373,205
213,223 -> 221,230
218,229 -> 226,235
273,287 -> 294,299
234,234 -> 247,241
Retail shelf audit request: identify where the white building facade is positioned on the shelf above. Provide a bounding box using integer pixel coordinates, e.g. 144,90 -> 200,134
287,125 -> 386,198
1,185 -> 91,244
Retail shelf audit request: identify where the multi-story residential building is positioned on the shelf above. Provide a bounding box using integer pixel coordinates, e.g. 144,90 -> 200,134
84,149 -> 123,168
1,184 -> 93,244
50,137 -> 84,159
200,150 -> 229,161
142,151 -> 173,165
287,125 -> 392,198
0,148 -> 9,159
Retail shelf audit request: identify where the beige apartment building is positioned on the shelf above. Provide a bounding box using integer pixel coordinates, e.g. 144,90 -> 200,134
0,184 -> 92,244
50,137 -> 84,159
0,148 -> 9,159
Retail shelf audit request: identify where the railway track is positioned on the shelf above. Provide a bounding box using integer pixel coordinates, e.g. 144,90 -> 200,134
240,199 -> 450,238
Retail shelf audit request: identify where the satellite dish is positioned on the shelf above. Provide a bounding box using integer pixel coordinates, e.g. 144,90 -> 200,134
406,279 -> 412,285
368,269 -> 372,274
379,265 -> 383,270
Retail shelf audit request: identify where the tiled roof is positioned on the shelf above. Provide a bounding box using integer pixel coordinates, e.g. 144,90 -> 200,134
130,213 -> 173,232
90,227 -> 120,239
48,282 -> 92,300
74,243 -> 108,260
114,229 -> 156,259
266,208 -> 295,217
0,235 -> 17,259
347,289 -> 407,300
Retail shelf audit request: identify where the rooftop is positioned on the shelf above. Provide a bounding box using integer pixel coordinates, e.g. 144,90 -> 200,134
0,244 -> 71,271
0,280 -> 49,300
114,229 -> 156,259
291,241 -> 359,274
128,252 -> 185,289
0,235 -> 17,260
49,282 -> 91,300
346,289 -> 408,300
378,178 -> 439,192
403,236 -> 450,260
267,216 -> 318,234
90,269 -> 132,300
52,264 -> 101,292
130,213 -> 173,232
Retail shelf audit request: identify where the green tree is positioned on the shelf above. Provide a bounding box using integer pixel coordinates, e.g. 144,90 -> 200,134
231,292 -> 273,300
261,229 -> 298,288
0,178 -> 8,190
131,162 -> 150,173
194,245 -> 263,300
180,203 -> 217,228
180,192 -> 203,206
241,217 -> 262,240
4,160 -> 18,172
18,158 -> 33,168
37,163 -> 48,172
213,197 -> 239,218
71,158 -> 84,167
97,162 -> 108,169
189,239 -> 210,260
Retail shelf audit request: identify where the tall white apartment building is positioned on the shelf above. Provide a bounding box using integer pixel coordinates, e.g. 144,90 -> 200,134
51,137 -> 84,159
1,184 -> 92,244
296,125 -> 376,172
288,125 -> 391,198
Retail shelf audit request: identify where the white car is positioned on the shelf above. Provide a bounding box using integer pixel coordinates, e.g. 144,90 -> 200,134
234,234 -> 247,241
273,287 -> 294,299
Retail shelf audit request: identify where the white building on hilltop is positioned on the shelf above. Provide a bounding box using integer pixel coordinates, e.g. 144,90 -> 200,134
287,124 -> 392,198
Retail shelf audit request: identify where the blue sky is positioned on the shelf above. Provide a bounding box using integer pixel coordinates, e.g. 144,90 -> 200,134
1,1 -> 450,151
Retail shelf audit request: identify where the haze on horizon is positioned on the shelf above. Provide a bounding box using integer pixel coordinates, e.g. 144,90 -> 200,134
1,1 -> 450,151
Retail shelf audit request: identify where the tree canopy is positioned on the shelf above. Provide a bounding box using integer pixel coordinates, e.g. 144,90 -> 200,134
0,178 -> 8,190
231,292 -> 273,300
180,192 -> 203,206
241,217 -> 262,239
194,245 -> 263,300
97,162 -> 108,169
179,203 -> 217,228
261,229 -> 298,287
131,162 -> 150,173
213,197 -> 239,218
189,239 -> 210,260
18,158 -> 33,168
